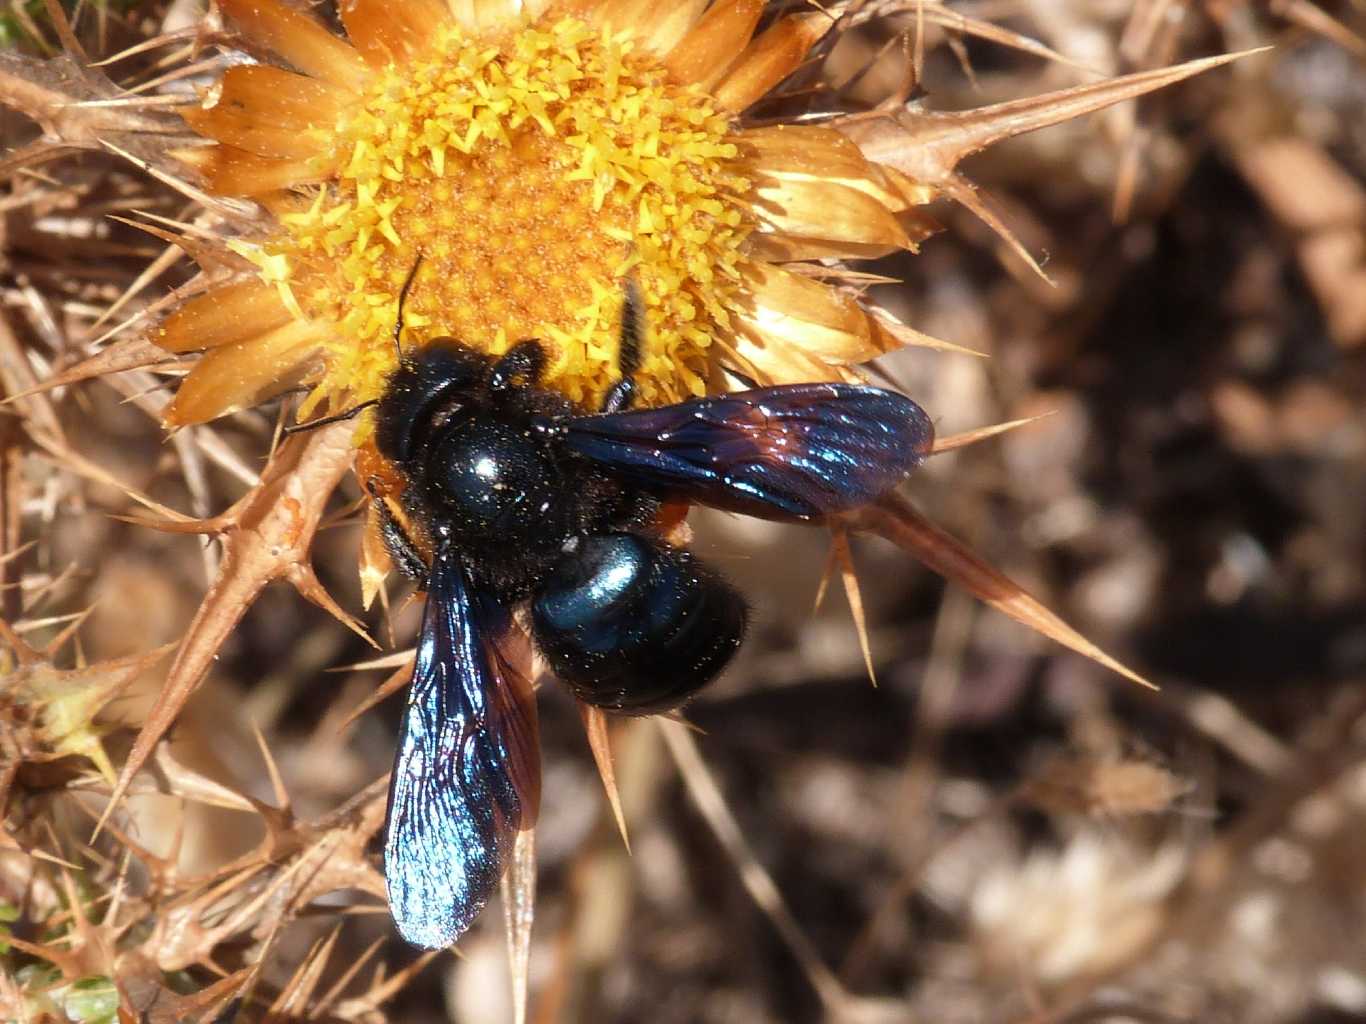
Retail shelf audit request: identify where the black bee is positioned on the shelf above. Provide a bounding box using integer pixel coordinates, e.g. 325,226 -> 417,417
367,270 -> 934,949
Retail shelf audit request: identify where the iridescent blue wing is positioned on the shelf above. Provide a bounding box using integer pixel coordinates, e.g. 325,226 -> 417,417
383,548 -> 540,949
561,383 -> 934,521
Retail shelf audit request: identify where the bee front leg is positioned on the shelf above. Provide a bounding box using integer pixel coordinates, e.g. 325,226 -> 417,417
489,340 -> 546,393
368,484 -> 430,583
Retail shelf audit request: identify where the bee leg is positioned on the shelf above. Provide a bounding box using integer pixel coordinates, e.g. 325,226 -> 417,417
489,340 -> 546,393
368,485 -> 430,583
601,277 -> 644,414
600,378 -> 636,414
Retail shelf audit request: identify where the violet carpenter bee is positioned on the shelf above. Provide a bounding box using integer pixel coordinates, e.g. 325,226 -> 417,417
366,268 -> 934,949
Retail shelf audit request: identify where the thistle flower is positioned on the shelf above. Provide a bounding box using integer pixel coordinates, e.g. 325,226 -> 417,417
146,0 -> 1240,690
159,0 -> 933,431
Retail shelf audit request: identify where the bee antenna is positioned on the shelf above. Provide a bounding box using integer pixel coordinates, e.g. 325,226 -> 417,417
283,398 -> 378,436
394,254 -> 424,359
619,274 -> 643,379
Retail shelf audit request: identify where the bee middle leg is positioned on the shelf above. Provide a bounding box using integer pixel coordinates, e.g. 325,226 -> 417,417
601,277 -> 644,414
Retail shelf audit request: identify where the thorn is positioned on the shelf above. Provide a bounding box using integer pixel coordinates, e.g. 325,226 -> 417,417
842,493 -> 1158,691
829,526 -> 876,687
931,411 -> 1056,453
579,704 -> 631,853
335,660 -> 413,735
840,50 -> 1269,283
813,541 -> 837,613
869,307 -> 988,357
288,563 -> 377,650
250,720 -> 291,812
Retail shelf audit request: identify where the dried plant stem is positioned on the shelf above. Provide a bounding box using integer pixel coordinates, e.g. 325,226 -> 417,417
840,584 -> 977,984
95,420 -> 360,836
660,719 -> 910,1024
501,827 -> 537,1024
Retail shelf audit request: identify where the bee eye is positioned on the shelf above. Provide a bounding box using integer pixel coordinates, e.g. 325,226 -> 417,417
375,345 -> 484,463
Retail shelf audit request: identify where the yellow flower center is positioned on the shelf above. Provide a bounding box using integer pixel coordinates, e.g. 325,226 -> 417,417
240,16 -> 751,420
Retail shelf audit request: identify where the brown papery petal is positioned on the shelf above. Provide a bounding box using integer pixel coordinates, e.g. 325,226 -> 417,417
164,321 -> 327,426
219,0 -> 373,94
882,166 -> 939,207
340,0 -> 451,67
157,280 -> 292,354
742,124 -> 909,212
729,316 -> 875,380
713,12 -> 830,113
472,0 -> 526,34
718,327 -> 842,387
181,144 -> 332,197
182,66 -> 347,160
599,0 -> 689,53
745,233 -> 900,263
640,0 -> 708,56
663,0 -> 764,90
752,177 -> 911,250
739,261 -> 893,365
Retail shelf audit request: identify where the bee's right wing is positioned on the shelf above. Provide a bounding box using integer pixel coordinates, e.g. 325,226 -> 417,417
560,383 -> 934,521
383,548 -> 540,950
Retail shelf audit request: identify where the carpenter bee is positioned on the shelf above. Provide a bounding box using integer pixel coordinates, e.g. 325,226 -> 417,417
367,267 -> 934,949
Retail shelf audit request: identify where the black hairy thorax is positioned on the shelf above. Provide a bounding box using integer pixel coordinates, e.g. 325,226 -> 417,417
374,339 -> 659,602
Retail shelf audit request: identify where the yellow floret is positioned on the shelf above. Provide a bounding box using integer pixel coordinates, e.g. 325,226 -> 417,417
245,16 -> 751,422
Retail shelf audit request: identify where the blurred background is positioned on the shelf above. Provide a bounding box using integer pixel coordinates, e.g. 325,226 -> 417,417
2,0 -> 1366,1021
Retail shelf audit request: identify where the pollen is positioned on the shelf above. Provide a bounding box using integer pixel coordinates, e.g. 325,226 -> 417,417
237,17 -> 751,421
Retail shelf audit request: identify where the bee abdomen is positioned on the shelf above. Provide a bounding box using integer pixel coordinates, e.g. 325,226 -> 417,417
531,533 -> 746,714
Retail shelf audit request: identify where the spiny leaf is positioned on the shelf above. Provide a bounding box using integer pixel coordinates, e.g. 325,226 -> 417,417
3,337 -> 175,403
839,50 -> 1265,279
94,421 -> 357,839
841,493 -> 1156,690
3,645 -> 172,785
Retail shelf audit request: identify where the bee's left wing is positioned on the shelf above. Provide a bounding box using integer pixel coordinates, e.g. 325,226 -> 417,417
384,548 -> 540,950
560,383 -> 934,521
